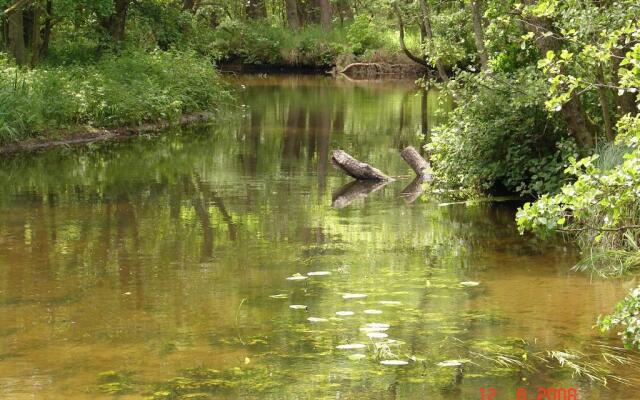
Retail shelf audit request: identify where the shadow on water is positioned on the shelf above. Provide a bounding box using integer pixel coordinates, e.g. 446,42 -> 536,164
0,74 -> 638,399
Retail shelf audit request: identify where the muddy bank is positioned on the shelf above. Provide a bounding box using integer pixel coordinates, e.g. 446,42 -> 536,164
0,112 -> 215,155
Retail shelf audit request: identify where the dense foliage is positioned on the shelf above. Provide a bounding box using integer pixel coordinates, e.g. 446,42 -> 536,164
0,50 -> 231,143
597,287 -> 640,350
428,67 -> 574,197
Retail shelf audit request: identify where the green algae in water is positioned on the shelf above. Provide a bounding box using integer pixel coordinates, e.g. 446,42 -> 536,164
97,371 -> 134,395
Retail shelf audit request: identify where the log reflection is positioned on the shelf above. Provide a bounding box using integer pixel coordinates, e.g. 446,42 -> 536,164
401,176 -> 425,204
331,180 -> 390,208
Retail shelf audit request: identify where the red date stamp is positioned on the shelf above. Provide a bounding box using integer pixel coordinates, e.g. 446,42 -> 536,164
480,387 -> 578,400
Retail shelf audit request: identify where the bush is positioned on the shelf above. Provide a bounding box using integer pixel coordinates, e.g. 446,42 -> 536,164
0,50 -> 232,144
427,67 -> 575,198
212,20 -> 405,67
598,287 -> 640,350
346,15 -> 384,55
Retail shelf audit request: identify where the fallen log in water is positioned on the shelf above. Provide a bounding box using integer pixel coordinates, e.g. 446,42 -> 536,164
401,146 -> 432,181
331,150 -> 394,181
332,180 -> 390,209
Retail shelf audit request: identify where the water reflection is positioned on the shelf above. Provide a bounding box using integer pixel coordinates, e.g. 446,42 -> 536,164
0,75 -> 637,399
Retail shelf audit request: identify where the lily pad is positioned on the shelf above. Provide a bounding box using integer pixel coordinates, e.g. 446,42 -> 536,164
437,360 -> 464,367
343,293 -> 367,299
347,353 -> 367,361
366,332 -> 388,339
366,323 -> 390,329
269,293 -> 288,299
460,281 -> 480,287
379,300 -> 402,305
307,271 -> 331,276
286,273 -> 308,281
380,360 -> 409,366
336,311 -> 355,316
289,305 -> 307,310
363,309 -> 383,315
360,326 -> 389,333
336,343 -> 367,350
307,317 -> 328,323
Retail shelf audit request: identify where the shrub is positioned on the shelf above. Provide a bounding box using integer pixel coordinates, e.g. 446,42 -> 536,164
597,287 -> 640,350
346,15 -> 383,55
427,67 -> 575,198
0,50 -> 232,144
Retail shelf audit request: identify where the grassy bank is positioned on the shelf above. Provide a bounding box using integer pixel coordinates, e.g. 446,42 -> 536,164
213,19 -> 422,70
0,50 -> 232,145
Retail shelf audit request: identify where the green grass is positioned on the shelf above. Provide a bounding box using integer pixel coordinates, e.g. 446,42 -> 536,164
0,50 -> 232,144
212,19 -> 420,67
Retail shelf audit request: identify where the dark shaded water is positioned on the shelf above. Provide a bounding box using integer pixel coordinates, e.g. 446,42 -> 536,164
0,75 -> 639,399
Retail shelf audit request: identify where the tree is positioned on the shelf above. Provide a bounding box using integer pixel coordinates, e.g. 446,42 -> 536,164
284,0 -> 301,30
4,0 -> 27,65
246,0 -> 266,19
522,0 -> 595,148
470,0 -> 488,70
418,0 -> 449,82
100,0 -> 130,43
318,0 -> 331,30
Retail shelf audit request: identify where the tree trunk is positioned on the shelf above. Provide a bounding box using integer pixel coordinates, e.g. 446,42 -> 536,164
40,0 -> 52,58
523,2 -> 594,148
336,0 -> 353,25
182,0 -> 195,11
596,66 -> 615,141
394,4 -> 429,67
299,0 -> 319,26
284,0 -> 301,30
30,1 -> 42,66
417,0 -> 449,82
7,2 -> 27,65
470,0 -> 489,70
246,0 -> 267,19
101,0 -> 129,43
401,146 -> 432,181
318,0 -> 332,30
331,150 -> 394,181
611,37 -> 638,116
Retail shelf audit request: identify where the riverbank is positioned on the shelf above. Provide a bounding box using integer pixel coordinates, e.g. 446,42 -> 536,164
0,112 -> 216,155
0,51 -> 232,150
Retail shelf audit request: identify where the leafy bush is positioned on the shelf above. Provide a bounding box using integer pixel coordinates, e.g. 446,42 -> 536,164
598,287 -> 640,350
517,39 -> 640,347
212,20 -> 404,67
346,15 -> 384,55
516,114 -> 640,250
0,50 -> 232,143
213,20 -> 286,65
427,67 -> 575,197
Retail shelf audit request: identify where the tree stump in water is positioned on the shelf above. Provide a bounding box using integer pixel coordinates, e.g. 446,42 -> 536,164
401,146 -> 432,181
331,150 -> 394,181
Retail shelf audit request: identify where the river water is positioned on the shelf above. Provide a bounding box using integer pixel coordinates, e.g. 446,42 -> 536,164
0,75 -> 639,399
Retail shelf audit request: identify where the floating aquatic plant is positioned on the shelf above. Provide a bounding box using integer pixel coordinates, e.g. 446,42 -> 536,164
307,271 -> 332,276
286,273 -> 308,281
342,293 -> 367,299
336,343 -> 367,350
335,311 -> 354,316
380,360 -> 409,366
307,317 -> 328,323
